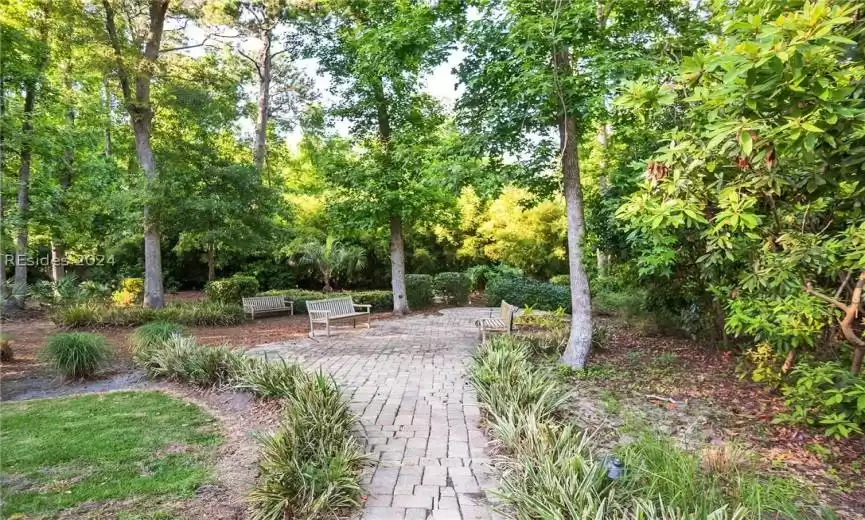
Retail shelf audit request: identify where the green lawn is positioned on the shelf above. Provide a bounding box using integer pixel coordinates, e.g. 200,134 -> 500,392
0,391 -> 222,518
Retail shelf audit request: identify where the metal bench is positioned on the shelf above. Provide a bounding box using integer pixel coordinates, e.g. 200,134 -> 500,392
475,300 -> 518,341
307,296 -> 371,337
242,295 -> 294,319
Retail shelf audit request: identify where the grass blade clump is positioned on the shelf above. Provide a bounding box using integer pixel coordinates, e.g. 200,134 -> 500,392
233,356 -> 306,399
130,322 -> 187,370
249,372 -> 367,520
144,335 -> 245,386
41,332 -> 111,379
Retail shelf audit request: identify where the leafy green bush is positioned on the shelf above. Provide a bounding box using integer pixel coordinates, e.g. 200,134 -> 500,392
261,289 -> 392,313
779,362 -> 865,438
53,301 -> 246,328
41,332 -> 111,379
485,276 -> 571,312
466,264 -> 523,291
249,373 -> 367,520
141,335 -> 245,386
550,274 -> 569,285
205,275 -> 260,303
405,274 -> 434,309
433,272 -> 471,305
592,288 -> 647,317
111,277 -> 144,307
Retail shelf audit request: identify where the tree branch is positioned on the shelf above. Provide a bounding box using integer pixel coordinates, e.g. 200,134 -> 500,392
163,34 -> 212,53
805,282 -> 848,311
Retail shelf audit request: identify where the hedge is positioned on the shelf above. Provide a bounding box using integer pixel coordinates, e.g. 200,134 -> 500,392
261,289 -> 393,313
485,276 -> 571,312
205,275 -> 259,303
433,272 -> 471,305
405,274 -> 434,309
549,274 -> 569,286
53,301 -> 247,328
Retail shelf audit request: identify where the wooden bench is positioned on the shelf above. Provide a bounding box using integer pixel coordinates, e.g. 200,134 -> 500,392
307,297 -> 371,337
475,300 -> 518,341
242,296 -> 294,319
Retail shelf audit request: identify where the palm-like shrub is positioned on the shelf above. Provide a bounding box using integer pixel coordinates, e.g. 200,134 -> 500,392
41,333 -> 111,379
290,236 -> 365,292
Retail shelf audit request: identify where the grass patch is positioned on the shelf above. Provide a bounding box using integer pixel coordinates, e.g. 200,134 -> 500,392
0,391 -> 221,517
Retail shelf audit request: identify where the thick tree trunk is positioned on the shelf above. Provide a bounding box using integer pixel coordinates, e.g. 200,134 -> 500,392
103,0 -> 168,309
253,29 -> 272,174
554,50 -> 592,368
390,215 -> 409,314
133,119 -> 165,308
13,84 -> 38,308
0,75 -> 6,305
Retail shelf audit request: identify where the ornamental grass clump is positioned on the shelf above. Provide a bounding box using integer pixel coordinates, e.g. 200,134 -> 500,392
41,332 -> 111,379
249,373 -> 367,520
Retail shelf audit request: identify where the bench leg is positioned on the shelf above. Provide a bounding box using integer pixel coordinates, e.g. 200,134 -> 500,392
367,313 -> 371,329
326,320 -> 330,337
353,318 -> 356,328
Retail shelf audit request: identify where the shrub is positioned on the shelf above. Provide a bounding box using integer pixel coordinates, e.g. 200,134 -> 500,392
433,272 -> 471,305
249,373 -> 367,520
111,277 -> 144,307
142,335 -> 245,386
466,264 -> 523,291
130,322 -> 187,368
41,332 -> 111,379
52,302 -> 246,328
261,289 -> 393,313
550,274 -> 569,285
206,275 -> 260,303
234,357 -> 307,399
405,274 -> 434,309
485,276 -> 571,312
779,361 -> 865,438
1,333 -> 13,362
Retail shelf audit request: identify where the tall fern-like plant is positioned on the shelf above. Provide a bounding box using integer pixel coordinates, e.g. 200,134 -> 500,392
290,236 -> 366,292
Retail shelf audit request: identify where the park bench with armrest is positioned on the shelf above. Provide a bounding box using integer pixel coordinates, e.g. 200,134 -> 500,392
307,296 -> 371,337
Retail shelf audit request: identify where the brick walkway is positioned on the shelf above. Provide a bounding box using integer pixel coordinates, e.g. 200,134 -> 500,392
246,307 -> 502,520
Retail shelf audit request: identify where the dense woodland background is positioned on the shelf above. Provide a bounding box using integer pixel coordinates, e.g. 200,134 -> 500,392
2,1 -> 864,434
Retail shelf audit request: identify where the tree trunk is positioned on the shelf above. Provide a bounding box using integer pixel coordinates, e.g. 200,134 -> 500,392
102,76 -> 112,157
13,83 -> 38,308
207,245 -> 216,282
253,28 -> 272,174
390,215 -> 409,314
103,0 -> 168,308
134,118 -> 165,308
52,66 -> 75,283
554,50 -> 593,369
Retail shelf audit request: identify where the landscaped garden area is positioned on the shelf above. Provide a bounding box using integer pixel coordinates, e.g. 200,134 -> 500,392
3,0 -> 865,518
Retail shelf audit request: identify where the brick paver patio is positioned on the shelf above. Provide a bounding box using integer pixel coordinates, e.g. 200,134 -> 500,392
246,307 -> 502,520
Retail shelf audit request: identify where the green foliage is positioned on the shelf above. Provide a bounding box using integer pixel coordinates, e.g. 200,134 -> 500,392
53,302 -> 247,328
485,277 -> 571,312
405,274 -> 434,309
288,236 -> 366,292
129,322 -> 188,367
465,264 -> 524,291
249,373 -> 367,520
205,274 -> 260,303
779,362 -> 865,438
111,278 -> 144,307
432,272 -> 470,305
139,335 -> 245,387
549,274 -> 569,286
41,332 -> 111,379
233,357 -> 306,400
261,289 -> 392,313
470,335 -> 821,518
